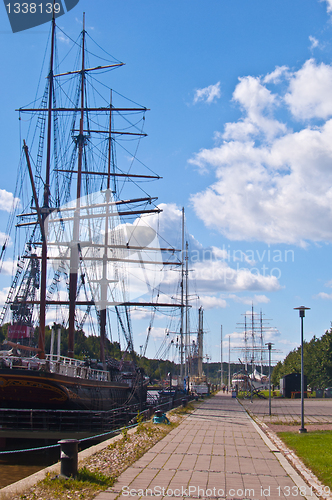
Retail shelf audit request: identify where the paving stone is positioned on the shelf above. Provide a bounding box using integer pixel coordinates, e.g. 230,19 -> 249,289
93,394 -> 320,500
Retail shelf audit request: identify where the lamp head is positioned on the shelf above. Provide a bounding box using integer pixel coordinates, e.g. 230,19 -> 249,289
294,306 -> 310,318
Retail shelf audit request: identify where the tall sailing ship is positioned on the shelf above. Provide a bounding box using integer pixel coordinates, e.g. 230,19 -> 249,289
0,13 -> 182,411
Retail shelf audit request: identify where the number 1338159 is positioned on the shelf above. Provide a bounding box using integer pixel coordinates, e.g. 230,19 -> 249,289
6,3 -> 61,14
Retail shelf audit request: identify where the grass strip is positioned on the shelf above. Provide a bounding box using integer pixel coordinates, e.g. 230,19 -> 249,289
278,430 -> 332,493
7,401 -> 199,500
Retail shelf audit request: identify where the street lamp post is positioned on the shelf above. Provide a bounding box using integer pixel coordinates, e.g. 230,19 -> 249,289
265,342 -> 274,417
294,306 -> 310,434
250,358 -> 253,403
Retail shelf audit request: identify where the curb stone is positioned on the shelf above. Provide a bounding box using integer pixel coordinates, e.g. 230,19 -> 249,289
0,403 -> 198,499
0,427 -> 137,499
239,400 -> 330,500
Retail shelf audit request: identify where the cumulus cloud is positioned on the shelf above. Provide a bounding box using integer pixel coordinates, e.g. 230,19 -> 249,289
0,288 -> 10,306
193,82 -> 221,104
137,203 -> 281,317
228,294 -> 270,305
315,292 -> 332,300
0,232 -> 10,246
189,60 -> 332,246
322,0 -> 332,13
192,259 -> 280,293
309,36 -> 319,51
1,260 -> 17,275
149,203 -> 281,294
0,189 -> 20,213
198,296 -> 227,309
263,66 -> 289,84
223,75 -> 287,142
285,59 -> 332,120
148,326 -> 169,340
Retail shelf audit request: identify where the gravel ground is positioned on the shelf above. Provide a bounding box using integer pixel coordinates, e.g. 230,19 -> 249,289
6,411 -> 185,500
266,423 -> 332,433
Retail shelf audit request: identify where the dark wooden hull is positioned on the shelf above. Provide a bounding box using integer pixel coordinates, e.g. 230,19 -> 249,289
0,369 -> 139,411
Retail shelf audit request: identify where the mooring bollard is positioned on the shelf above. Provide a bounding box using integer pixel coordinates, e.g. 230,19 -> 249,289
58,439 -> 79,478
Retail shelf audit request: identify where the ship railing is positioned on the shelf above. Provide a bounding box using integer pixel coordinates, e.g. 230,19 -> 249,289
0,404 -> 141,433
0,356 -> 43,370
88,369 -> 110,381
46,354 -> 85,366
0,395 -> 194,435
46,355 -> 110,381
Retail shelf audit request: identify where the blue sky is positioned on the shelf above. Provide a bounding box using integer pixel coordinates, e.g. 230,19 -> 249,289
1,0 -> 332,367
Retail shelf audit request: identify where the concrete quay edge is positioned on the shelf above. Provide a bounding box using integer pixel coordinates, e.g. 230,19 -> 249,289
95,394 -> 324,500
239,400 -> 325,500
0,426 -> 137,499
0,401 -> 196,499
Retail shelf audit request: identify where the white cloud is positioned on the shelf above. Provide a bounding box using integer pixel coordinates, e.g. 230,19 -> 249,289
285,59 -> 332,120
0,232 -> 10,246
279,338 -> 298,346
131,309 -> 156,321
223,331 -> 245,350
193,82 -> 221,104
1,260 -> 17,275
141,203 -> 282,302
210,246 -> 228,260
192,259 -> 280,293
222,76 -> 287,142
0,190 -> 20,213
309,36 -> 319,51
0,288 -> 10,307
198,295 -> 227,309
228,294 -> 270,305
189,60 -> 332,246
263,66 -> 289,84
315,292 -> 332,300
149,326 -> 168,340
58,33 -> 70,44
322,0 -> 332,13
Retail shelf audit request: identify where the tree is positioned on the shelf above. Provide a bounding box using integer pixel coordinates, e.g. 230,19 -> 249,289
0,323 -> 8,344
272,327 -> 332,389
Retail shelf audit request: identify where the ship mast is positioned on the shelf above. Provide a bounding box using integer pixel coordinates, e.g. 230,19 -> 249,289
180,208 -> 185,380
99,90 -> 113,368
18,15 -> 185,363
197,306 -> 203,378
185,240 -> 189,377
67,13 -> 86,358
38,5 -> 56,359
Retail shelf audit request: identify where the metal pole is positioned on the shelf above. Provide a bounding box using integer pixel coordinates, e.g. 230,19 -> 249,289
180,208 -> 185,380
250,358 -> 253,403
50,325 -> 55,358
300,312 -> 306,433
269,345 -> 271,416
294,306 -> 309,434
185,241 -> 189,378
57,327 -> 61,360
220,325 -> 223,388
265,342 -> 273,416
228,336 -> 231,391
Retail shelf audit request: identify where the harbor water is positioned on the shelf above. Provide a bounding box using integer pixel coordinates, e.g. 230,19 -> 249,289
0,444 -> 60,489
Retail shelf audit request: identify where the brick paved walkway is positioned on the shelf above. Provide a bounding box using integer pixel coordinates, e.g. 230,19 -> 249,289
94,393 -> 317,500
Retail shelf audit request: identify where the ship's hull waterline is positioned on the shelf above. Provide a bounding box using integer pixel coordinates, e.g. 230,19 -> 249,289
0,369 -> 137,411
